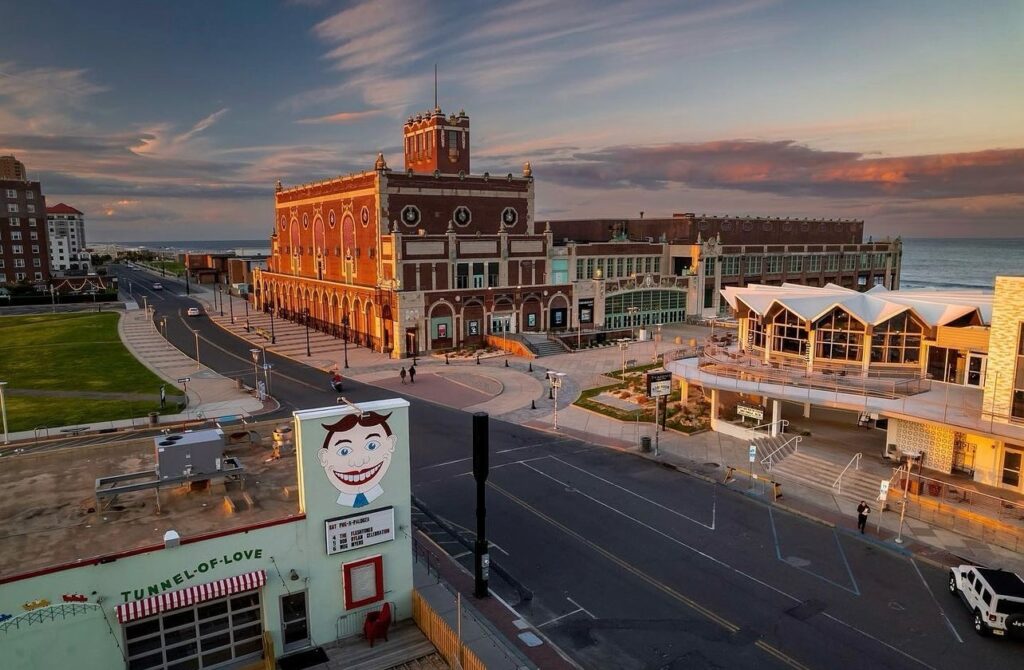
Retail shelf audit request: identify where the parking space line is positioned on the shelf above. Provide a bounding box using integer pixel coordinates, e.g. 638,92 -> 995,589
833,531 -> 861,596
548,455 -> 715,530
768,508 -> 860,596
565,596 -> 596,620
910,558 -> 963,643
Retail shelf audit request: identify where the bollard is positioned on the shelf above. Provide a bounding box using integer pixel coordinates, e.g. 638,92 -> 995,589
505,359 -> 509,367
528,362 -> 533,373
445,353 -> 449,365
476,354 -> 481,365
531,399 -> 536,410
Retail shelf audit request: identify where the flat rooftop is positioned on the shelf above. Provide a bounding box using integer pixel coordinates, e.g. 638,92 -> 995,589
0,434 -> 299,581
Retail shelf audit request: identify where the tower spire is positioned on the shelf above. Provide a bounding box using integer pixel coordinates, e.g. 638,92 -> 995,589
433,63 -> 438,110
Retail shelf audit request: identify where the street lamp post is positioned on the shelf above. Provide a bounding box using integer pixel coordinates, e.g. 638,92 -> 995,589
342,315 -> 350,369
250,348 -> 261,396
185,268 -> 190,295
0,380 -> 8,445
243,292 -> 249,331
218,285 -> 224,317
192,330 -> 201,369
303,308 -> 311,357
627,306 -> 639,340
653,323 -> 663,363
228,287 -> 234,324
49,283 -> 56,313
618,339 -> 629,378
269,299 -> 276,344
161,317 -> 168,348
546,371 -> 566,430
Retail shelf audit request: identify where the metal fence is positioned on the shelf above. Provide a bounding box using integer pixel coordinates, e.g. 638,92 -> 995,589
886,467 -> 1024,554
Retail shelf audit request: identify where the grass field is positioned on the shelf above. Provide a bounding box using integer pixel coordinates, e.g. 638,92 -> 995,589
0,313 -> 184,431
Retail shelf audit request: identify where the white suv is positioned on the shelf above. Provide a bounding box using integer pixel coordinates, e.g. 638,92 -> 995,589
949,565 -> 1024,637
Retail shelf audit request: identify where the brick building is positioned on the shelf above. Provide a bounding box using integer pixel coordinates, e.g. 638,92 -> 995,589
254,108 -> 902,356
1,159 -> 50,286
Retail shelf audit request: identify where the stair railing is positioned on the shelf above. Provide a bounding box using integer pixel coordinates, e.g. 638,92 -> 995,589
831,453 -> 862,496
749,418 -> 788,434
759,435 -> 802,471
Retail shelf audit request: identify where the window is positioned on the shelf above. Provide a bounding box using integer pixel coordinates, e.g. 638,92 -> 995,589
704,257 -> 716,277
13,245 -> 23,255
653,257 -> 661,273
456,263 -> 468,289
15,272 -> 26,281
472,262 -> 484,288
597,258 -> 605,278
6,204 -> 17,213
10,231 -> 20,241
626,257 -> 634,276
552,258 -> 569,284
643,257 -> 651,274
26,204 -> 34,213
4,189 -> 15,198
789,255 -> 803,272
770,308 -> 808,355
603,289 -> 686,328
32,258 -> 40,267
1013,324 -> 1024,420
808,255 -> 821,272
25,191 -> 33,200
576,258 -> 584,279
721,256 -> 740,276
746,256 -> 762,275
487,262 -> 499,287
28,218 -> 36,226
826,255 -> 840,272
747,313 -> 766,349
860,252 -> 870,269
8,217 -> 18,227
29,231 -> 37,240
814,308 -> 865,362
874,253 -> 887,268
33,271 -> 41,280
843,254 -> 857,270
31,245 -> 39,254
615,258 -> 623,277
766,255 -> 783,273
586,258 -> 594,279
871,312 -> 923,364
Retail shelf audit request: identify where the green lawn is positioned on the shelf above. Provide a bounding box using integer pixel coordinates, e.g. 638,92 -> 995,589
0,313 -> 184,431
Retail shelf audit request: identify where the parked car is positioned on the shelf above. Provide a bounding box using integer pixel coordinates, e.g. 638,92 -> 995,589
152,282 -> 163,290
186,307 -> 201,317
949,564 -> 1024,637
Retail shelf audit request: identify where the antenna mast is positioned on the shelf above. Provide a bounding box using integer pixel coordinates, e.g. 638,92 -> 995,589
434,64 -> 438,109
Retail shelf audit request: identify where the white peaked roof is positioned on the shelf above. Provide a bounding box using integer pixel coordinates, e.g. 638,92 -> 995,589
721,282 -> 993,327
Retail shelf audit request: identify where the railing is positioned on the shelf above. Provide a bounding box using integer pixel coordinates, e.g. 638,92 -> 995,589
749,419 -> 788,434
832,453 -> 862,495
760,435 -> 802,471
885,465 -> 1024,553
698,345 -> 931,399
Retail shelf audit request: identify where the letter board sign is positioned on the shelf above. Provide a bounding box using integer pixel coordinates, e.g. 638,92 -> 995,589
646,370 -> 673,398
325,506 -> 395,555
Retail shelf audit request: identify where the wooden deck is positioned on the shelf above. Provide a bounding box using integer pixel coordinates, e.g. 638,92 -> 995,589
319,620 -> 443,670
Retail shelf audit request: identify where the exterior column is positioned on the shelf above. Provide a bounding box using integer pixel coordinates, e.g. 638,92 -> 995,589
861,327 -> 872,372
803,402 -> 811,418
678,378 -> 689,401
710,388 -> 720,431
770,399 -> 781,436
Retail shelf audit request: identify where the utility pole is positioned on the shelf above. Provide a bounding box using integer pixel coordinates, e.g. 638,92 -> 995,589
192,330 -> 201,369
472,412 -> 490,598
0,381 -> 8,445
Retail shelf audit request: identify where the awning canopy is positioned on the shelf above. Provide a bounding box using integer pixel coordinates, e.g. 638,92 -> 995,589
115,570 -> 266,624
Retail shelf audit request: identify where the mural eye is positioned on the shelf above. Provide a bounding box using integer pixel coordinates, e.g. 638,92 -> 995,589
366,440 -> 380,451
337,447 -> 351,456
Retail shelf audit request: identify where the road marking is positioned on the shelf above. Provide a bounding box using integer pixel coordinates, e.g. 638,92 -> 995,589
489,481 -> 811,670
566,596 -> 596,620
909,558 -> 963,643
768,507 -> 860,596
536,595 -> 596,629
417,443 -> 565,472
548,455 -> 715,530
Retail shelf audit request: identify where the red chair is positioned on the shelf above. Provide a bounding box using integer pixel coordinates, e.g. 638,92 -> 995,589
363,602 -> 391,647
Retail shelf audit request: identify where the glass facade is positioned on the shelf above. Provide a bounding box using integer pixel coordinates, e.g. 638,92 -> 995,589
771,308 -> 808,355
870,311 -> 923,364
814,308 -> 865,362
604,289 -> 686,329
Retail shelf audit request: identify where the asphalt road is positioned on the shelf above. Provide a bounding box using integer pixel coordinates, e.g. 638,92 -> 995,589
113,265 -> 1024,669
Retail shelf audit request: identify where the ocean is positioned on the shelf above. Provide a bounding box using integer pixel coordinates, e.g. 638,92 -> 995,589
109,237 -> 1024,292
899,238 -> 1024,291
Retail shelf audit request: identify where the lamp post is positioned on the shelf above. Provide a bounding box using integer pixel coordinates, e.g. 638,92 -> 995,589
243,292 -> 249,331
49,283 -> 56,313
161,317 -> 168,348
218,285 -> 224,317
185,267 -> 190,295
268,297 -> 276,344
342,315 -> 350,369
303,308 -> 311,357
228,287 -> 234,324
250,348 -> 261,396
627,305 -> 639,340
546,371 -> 566,430
653,323 -> 663,363
192,330 -> 201,369
618,339 -> 629,379
0,380 -> 8,445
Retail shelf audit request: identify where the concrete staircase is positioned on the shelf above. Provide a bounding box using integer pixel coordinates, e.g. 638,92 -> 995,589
518,333 -> 568,357
754,434 -> 800,470
770,451 -> 883,503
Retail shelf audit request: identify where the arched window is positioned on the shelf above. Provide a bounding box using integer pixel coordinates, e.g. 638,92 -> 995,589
771,308 -> 808,355
871,311 -> 924,364
814,307 -> 865,361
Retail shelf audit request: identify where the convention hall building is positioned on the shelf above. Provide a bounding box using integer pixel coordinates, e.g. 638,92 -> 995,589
252,106 -> 901,357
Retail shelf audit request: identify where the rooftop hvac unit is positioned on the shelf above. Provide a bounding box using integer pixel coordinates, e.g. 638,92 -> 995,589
154,429 -> 226,480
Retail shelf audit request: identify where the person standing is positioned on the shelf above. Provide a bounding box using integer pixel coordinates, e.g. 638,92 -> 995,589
409,364 -> 416,384
399,367 -> 407,385
857,500 -> 870,534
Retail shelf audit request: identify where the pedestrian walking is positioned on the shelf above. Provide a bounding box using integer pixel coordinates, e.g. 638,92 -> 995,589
409,364 -> 416,384
857,500 -> 870,534
400,367 -> 407,384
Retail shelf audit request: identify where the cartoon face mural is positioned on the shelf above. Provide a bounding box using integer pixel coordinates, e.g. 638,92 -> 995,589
317,411 -> 397,508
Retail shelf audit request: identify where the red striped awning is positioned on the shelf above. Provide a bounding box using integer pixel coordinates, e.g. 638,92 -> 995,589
115,570 -> 266,624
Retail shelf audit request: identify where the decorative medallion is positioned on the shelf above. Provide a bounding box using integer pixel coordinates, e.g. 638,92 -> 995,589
834,222 -> 844,232
800,222 -> 810,232
302,213 -> 309,229
453,205 -> 471,227
742,222 -> 753,232
698,221 -> 709,231
360,206 -> 370,227
280,215 -> 287,231
401,205 -> 421,227
501,207 -> 518,227
329,211 -> 337,229
762,222 -> 773,231
783,222 -> 793,232
722,222 -> 733,232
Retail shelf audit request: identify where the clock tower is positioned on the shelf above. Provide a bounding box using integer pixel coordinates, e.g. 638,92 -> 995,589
402,106 -> 470,175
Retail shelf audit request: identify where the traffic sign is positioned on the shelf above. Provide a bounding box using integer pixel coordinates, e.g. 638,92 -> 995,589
749,445 -> 757,462
177,377 -> 191,383
879,479 -> 890,499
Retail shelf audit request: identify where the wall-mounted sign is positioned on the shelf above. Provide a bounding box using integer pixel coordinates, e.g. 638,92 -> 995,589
578,298 -> 594,324
736,403 -> 764,421
646,370 -> 672,398
468,320 -> 479,336
326,506 -> 396,555
318,412 -> 398,508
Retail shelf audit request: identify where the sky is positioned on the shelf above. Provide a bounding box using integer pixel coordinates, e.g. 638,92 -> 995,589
1,0 -> 1022,241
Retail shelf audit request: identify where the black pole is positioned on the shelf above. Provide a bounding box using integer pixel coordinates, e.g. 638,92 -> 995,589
228,288 -> 234,323
218,286 -> 224,317
472,412 -> 490,598
343,321 -> 349,368
304,310 -> 311,357
269,301 -> 276,343
185,269 -> 190,295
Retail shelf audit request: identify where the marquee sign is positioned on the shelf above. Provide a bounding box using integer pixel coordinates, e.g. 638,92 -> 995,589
646,370 -> 672,398
325,506 -> 395,555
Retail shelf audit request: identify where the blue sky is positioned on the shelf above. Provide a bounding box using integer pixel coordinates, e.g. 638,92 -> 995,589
1,0 -> 1022,240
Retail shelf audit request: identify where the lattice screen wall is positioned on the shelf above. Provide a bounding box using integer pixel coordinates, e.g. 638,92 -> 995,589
888,418 -> 956,473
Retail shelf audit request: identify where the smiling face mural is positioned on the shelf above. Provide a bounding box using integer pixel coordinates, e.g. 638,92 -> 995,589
317,411 -> 397,508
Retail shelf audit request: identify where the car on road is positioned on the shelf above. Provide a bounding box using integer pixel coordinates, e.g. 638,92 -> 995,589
186,307 -> 201,317
152,282 -> 163,290
949,564 -> 1024,637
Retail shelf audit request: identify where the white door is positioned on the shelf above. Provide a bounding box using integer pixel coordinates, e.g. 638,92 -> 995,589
966,353 -> 987,387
